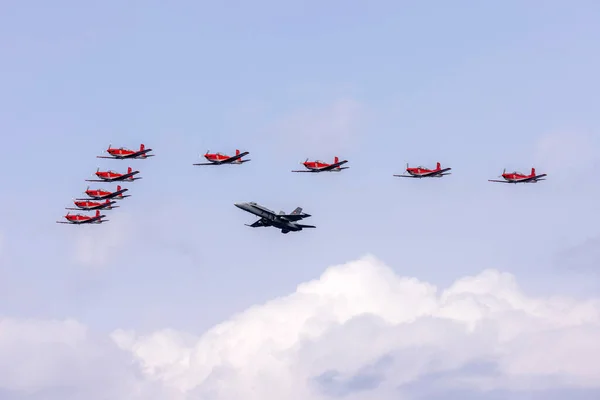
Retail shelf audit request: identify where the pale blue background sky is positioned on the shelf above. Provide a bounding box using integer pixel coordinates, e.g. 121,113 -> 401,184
1,0 -> 599,341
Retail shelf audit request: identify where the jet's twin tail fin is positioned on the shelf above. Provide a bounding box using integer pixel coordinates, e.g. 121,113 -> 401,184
291,207 -> 303,215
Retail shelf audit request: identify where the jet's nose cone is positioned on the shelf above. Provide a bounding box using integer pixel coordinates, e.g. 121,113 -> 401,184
234,203 -> 244,209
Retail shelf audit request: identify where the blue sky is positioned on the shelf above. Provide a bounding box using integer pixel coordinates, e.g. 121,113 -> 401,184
0,1 -> 599,398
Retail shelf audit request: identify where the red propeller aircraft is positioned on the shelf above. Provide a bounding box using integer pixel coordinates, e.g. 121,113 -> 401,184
56,210 -> 108,225
66,198 -> 118,211
97,143 -> 154,159
193,149 -> 250,165
291,156 -> 349,172
394,162 -> 451,178
76,185 -> 130,201
488,168 -> 547,183
86,167 -> 141,182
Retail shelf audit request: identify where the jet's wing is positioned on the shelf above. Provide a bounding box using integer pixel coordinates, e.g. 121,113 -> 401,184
296,224 -> 316,228
488,179 -> 512,183
281,207 -> 311,221
291,170 -> 317,172
280,214 -> 308,221
193,162 -> 219,165
318,160 -> 349,171
246,218 -> 271,227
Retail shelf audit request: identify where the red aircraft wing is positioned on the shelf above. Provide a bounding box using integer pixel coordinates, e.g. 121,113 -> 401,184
292,157 -> 348,172
416,167 -> 452,177
518,173 -> 547,182
97,148 -> 154,159
194,151 -> 250,165
221,151 -> 249,163
317,159 -> 349,171
394,168 -> 451,178
97,144 -> 154,159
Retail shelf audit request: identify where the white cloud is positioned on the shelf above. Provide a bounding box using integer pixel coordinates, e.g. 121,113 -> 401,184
2,255 -> 600,399
0,318 -> 176,400
267,98 -> 365,155
115,255 -> 600,399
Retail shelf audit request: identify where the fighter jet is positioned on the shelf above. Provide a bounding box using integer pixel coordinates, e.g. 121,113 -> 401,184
234,202 -> 315,234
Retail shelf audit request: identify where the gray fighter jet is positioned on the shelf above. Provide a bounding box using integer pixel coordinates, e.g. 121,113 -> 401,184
234,202 -> 316,234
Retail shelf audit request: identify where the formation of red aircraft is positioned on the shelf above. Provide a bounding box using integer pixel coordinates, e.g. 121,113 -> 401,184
192,150 -> 547,183
57,143 -> 547,225
57,144 -> 153,225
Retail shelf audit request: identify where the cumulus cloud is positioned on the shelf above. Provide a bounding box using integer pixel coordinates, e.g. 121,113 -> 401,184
2,255 -> 600,399
0,318 -> 175,400
115,255 -> 600,399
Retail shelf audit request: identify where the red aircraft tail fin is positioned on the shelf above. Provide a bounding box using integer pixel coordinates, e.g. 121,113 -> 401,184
334,156 -> 339,164
105,199 -> 110,204
236,149 -> 240,156
116,185 -> 121,192
436,162 -> 441,170
140,144 -> 145,151
531,167 -> 536,176
95,210 -> 100,217
127,167 -> 132,174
